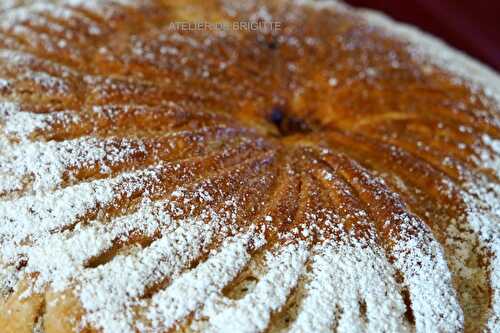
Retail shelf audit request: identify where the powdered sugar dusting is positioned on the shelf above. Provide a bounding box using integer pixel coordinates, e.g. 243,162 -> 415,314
0,0 -> 499,332
480,134 -> 500,178
80,212 -> 226,333
299,0 -> 500,106
299,2 -> 500,331
390,213 -> 463,332
291,237 -> 409,333
0,135 -> 147,193
203,242 -> 309,333
1,102 -> 55,138
0,164 -> 165,264
461,179 -> 500,331
145,232 -> 260,332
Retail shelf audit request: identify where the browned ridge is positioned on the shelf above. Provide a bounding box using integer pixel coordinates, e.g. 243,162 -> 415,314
0,1 -> 499,332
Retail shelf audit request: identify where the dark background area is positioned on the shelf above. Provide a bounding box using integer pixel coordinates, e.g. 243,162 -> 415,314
344,0 -> 500,72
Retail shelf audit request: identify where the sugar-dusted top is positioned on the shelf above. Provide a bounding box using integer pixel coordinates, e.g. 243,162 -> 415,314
0,1 -> 499,332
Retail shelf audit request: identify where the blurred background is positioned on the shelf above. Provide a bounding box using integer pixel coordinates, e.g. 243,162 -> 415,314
344,0 -> 500,72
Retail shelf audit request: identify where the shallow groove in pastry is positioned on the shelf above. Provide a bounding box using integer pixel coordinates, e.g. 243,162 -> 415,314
0,1 -> 499,332
321,132 -> 493,331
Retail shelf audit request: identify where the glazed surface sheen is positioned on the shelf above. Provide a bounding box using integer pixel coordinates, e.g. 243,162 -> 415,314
0,1 -> 499,333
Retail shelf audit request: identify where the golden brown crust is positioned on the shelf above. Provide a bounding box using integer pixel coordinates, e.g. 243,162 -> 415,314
0,1 -> 499,332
